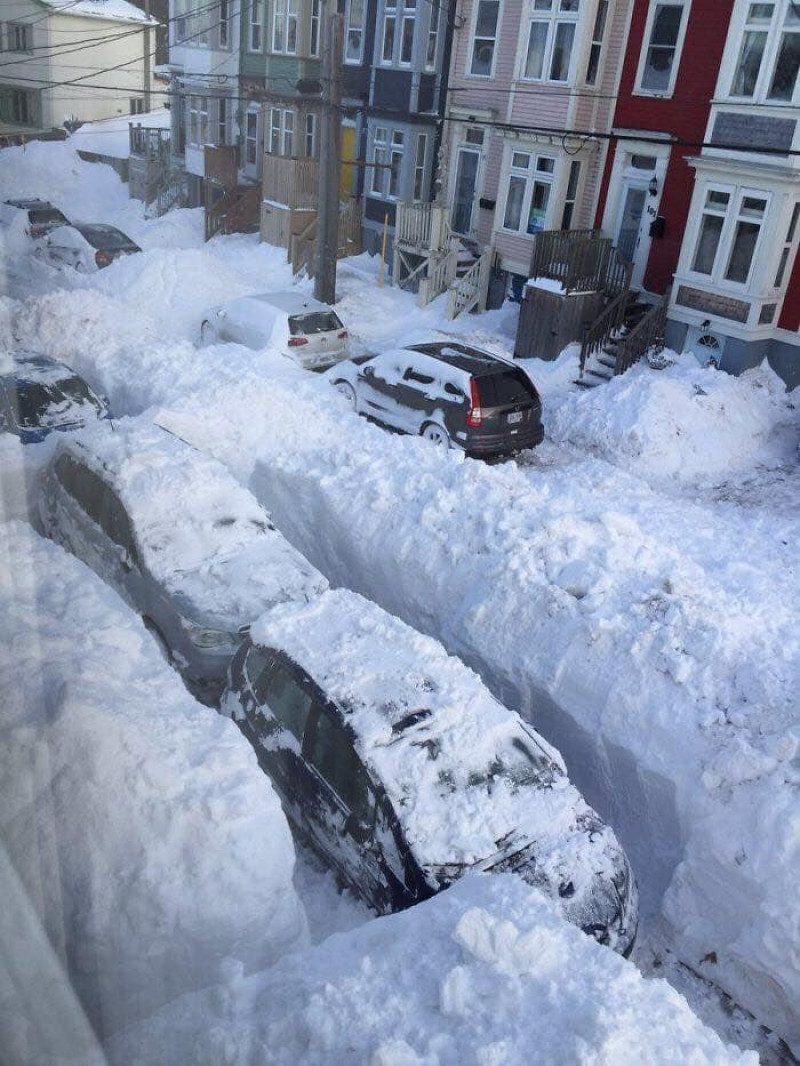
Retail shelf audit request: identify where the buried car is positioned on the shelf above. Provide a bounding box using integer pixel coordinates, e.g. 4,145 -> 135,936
39,422 -> 328,702
200,291 -> 349,370
330,341 -> 544,457
0,198 -> 69,239
0,351 -> 108,444
223,588 -> 638,954
43,222 -> 141,272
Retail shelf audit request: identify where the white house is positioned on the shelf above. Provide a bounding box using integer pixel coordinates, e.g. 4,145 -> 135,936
0,0 -> 159,138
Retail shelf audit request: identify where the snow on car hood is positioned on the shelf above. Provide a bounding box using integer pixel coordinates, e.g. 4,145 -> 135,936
68,423 -> 327,628
250,590 -> 631,913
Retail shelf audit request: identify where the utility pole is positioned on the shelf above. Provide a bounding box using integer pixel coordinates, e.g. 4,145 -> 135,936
314,7 -> 343,305
143,0 -> 151,112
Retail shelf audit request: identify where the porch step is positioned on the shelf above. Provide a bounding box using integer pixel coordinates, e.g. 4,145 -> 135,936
584,367 -> 614,383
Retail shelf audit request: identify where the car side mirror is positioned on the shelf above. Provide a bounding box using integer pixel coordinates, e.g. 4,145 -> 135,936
362,365 -> 374,378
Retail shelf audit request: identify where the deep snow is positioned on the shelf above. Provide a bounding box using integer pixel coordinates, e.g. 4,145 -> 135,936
1,140 -> 798,1061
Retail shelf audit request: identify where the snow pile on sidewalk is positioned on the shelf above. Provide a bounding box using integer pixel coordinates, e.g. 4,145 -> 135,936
106,873 -> 754,1066
157,364 -> 800,1052
0,522 -> 307,1056
547,358 -> 794,485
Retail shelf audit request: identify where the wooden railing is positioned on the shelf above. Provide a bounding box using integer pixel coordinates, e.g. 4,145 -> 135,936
154,170 -> 187,217
447,251 -> 491,319
205,185 -> 261,241
579,261 -> 633,376
262,154 -> 318,209
129,125 -> 170,162
395,203 -> 451,253
417,246 -> 457,305
204,143 -> 238,188
289,198 -> 363,277
613,287 -> 671,376
529,229 -> 634,298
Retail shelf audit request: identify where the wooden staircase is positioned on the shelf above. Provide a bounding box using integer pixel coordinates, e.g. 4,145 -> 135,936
577,287 -> 672,387
204,185 -> 261,242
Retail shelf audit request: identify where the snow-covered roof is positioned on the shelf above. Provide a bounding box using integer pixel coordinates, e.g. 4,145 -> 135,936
70,109 -> 170,161
37,0 -> 159,25
249,589 -> 628,909
58,423 -> 327,628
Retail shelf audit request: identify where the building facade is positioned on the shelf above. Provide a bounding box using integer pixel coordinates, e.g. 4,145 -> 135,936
0,0 -> 158,138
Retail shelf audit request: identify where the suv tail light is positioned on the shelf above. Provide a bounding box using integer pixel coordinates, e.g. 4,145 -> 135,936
95,250 -> 111,267
288,336 -> 309,347
30,224 -> 46,238
466,377 -> 482,428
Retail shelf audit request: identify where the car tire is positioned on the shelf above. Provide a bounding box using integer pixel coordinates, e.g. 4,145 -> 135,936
142,616 -> 172,663
421,422 -> 450,449
200,320 -> 215,345
333,380 -> 357,410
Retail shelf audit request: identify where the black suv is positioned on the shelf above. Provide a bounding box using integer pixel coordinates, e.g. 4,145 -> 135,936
1,198 -> 69,237
222,590 -> 638,955
331,341 -> 544,458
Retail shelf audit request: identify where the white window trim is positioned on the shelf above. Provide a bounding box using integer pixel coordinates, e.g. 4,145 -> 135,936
398,6 -> 416,66
310,0 -> 321,57
465,0 -> 504,79
249,0 -> 263,52
721,0 -> 800,106
425,1 -> 440,71
380,2 -> 398,66
413,131 -> 428,200
633,0 -> 692,98
683,183 -> 772,291
305,112 -> 317,156
371,127 -> 389,197
388,130 -> 405,198
518,0 -> 582,85
344,0 -> 366,64
584,0 -> 609,86
498,146 -> 558,236
245,106 -> 261,168
272,0 -> 299,54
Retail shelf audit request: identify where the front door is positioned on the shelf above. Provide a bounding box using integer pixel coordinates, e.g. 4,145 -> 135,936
451,148 -> 480,235
615,184 -> 649,286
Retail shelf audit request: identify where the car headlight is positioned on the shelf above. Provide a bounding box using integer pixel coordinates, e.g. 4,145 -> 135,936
179,617 -> 237,649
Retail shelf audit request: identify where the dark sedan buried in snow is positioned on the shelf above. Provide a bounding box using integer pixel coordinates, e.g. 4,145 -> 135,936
330,341 -> 544,458
223,588 -> 638,954
0,351 -> 108,444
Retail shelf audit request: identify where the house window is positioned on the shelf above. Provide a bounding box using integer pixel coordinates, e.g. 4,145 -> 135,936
282,109 -> 294,156
730,3 -> 775,96
3,88 -> 35,125
372,127 -> 388,195
728,2 -> 800,103
470,0 -> 500,76
382,1 -> 397,62
270,108 -> 281,153
637,1 -> 686,94
218,96 -> 227,145
413,132 -> 427,200
560,159 -> 581,228
8,23 -> 32,52
273,0 -> 299,53
188,96 -> 209,146
305,113 -> 316,156
400,0 -> 416,64
502,151 -> 555,234
219,0 -> 229,46
769,20 -> 800,99
249,0 -> 263,51
345,0 -> 366,62
426,1 -> 440,69
774,202 -> 799,286
585,0 -> 608,85
310,0 -> 321,56
724,195 -> 767,284
691,189 -> 730,275
246,110 -> 259,164
523,0 -> 580,83
389,130 -> 404,197
129,97 -> 145,115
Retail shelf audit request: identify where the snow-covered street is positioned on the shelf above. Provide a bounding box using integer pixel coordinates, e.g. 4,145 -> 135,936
1,142 -> 798,1063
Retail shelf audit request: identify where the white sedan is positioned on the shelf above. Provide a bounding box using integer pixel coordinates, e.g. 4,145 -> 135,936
200,291 -> 350,370
42,223 -> 141,272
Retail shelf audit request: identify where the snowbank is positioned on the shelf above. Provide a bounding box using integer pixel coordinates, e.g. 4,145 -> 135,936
157,369 -> 800,1053
70,110 -> 171,161
106,873 -> 754,1066
0,522 -> 307,1056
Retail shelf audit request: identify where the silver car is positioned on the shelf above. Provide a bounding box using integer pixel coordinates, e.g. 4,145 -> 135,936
38,423 -> 328,702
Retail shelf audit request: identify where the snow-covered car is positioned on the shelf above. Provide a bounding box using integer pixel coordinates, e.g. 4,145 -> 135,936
330,341 -> 544,457
222,588 -> 639,954
0,351 -> 108,444
0,198 -> 69,239
43,222 -> 141,272
200,292 -> 350,370
39,423 -> 329,702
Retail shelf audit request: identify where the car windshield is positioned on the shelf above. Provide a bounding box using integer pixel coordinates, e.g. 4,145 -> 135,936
11,377 -> 99,428
288,311 -> 342,336
75,225 -> 135,250
29,207 -> 66,225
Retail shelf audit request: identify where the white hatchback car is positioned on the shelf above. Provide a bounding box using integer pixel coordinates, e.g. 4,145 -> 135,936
200,291 -> 350,370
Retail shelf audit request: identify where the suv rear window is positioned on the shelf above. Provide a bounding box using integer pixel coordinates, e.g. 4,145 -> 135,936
289,311 -> 343,336
29,207 -> 66,225
75,225 -> 135,251
477,370 -> 539,408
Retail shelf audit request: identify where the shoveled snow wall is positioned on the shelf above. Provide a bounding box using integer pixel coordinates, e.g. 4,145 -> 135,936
158,370 -> 800,1053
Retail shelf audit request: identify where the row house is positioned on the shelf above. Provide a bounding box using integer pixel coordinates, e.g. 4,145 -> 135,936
667,0 -> 800,385
441,0 -> 634,294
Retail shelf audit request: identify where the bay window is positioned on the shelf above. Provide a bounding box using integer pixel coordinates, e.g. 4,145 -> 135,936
273,0 -> 299,54
692,190 -> 730,275
725,195 -> 767,284
637,1 -> 686,94
688,186 -> 769,287
389,131 -> 405,197
249,0 -> 262,51
774,203 -> 799,287
345,0 -> 366,62
523,0 -> 580,83
470,0 -> 500,76
729,1 -> 800,102
310,0 -> 320,56
502,151 -> 555,234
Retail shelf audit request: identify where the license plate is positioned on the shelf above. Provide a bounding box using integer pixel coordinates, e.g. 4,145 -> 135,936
507,411 -> 523,424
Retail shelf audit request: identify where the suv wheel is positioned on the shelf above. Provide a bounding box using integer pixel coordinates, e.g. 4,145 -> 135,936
333,380 -> 357,410
200,320 -> 215,345
421,422 -> 450,449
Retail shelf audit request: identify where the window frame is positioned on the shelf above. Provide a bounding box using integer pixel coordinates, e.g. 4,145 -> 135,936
305,112 -> 317,156
685,183 -> 771,290
249,0 -> 263,52
521,0 -> 582,85
584,0 -> 609,85
467,0 -> 502,78
726,1 -> 800,105
426,0 -> 441,70
413,131 -> 427,200
310,0 -> 321,57
272,0 -> 299,54
344,0 -> 366,63
388,130 -> 405,198
499,149 -> 557,236
381,0 -> 398,64
219,0 -> 230,47
399,0 -> 416,65
633,0 -> 690,98
7,22 -> 32,53
371,126 -> 388,196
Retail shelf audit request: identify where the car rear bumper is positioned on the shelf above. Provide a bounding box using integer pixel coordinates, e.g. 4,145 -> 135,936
464,420 -> 544,457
